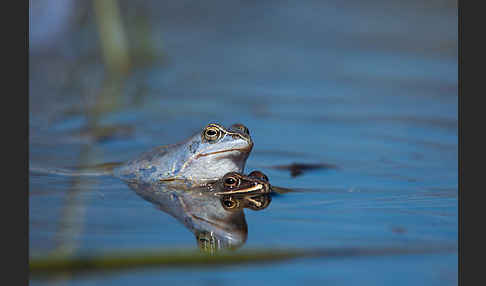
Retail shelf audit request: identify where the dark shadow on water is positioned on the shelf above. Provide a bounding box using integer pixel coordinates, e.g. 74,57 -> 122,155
267,162 -> 339,177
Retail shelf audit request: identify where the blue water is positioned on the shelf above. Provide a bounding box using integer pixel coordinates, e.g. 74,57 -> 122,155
29,0 -> 457,285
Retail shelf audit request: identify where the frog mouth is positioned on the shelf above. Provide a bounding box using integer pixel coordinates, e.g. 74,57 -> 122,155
195,147 -> 252,159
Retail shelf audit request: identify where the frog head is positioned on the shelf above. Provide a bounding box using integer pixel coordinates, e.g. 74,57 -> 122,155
176,123 -> 253,182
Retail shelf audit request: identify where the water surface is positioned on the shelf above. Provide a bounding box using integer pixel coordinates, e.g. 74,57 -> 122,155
29,0 -> 457,285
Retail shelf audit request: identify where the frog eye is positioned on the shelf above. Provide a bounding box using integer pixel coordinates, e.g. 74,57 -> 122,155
224,176 -> 240,188
249,171 -> 269,182
221,196 -> 240,210
203,126 -> 222,141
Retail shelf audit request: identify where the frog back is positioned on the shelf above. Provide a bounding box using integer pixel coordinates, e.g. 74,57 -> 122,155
113,144 -> 183,183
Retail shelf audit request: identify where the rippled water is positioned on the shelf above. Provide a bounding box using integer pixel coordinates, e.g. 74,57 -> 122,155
29,0 -> 457,285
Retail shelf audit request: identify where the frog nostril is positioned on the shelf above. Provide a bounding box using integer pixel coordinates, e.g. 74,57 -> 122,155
231,124 -> 250,135
242,127 -> 250,135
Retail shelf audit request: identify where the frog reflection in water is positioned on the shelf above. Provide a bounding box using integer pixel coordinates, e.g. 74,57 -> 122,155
114,123 -> 253,186
215,171 -> 272,211
126,170 -> 272,252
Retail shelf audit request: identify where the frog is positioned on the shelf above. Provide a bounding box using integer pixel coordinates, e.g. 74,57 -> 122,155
30,122 -> 253,186
113,123 -> 253,185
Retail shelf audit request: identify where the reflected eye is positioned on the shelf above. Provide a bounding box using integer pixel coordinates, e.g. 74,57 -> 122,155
249,171 -> 269,182
224,176 -> 240,188
204,126 -> 221,141
221,196 -> 240,209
